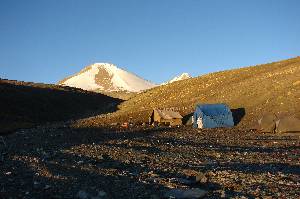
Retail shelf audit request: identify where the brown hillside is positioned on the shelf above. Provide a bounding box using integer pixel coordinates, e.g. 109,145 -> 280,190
77,56 -> 300,128
0,79 -> 122,133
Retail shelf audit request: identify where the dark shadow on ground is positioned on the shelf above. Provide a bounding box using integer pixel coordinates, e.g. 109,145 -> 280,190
0,79 -> 123,134
182,113 -> 194,125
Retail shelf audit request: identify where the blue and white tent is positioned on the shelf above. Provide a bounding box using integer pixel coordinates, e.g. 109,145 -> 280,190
193,104 -> 234,128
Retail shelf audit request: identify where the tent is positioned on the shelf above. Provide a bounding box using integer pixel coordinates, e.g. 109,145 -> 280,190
149,109 -> 183,126
193,104 -> 234,128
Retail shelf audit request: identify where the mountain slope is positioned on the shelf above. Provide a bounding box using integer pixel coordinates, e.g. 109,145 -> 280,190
77,56 -> 300,128
59,63 -> 157,92
163,73 -> 192,84
0,79 -> 122,133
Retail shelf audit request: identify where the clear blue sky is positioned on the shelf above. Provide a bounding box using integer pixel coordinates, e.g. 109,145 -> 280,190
0,0 -> 300,84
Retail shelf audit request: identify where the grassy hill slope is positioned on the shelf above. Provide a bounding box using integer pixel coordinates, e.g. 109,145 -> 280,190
78,56 -> 300,128
0,79 -> 122,133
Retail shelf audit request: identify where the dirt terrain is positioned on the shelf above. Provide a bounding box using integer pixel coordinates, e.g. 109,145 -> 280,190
0,124 -> 299,198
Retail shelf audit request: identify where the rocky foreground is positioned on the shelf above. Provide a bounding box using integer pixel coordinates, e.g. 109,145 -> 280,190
0,124 -> 299,199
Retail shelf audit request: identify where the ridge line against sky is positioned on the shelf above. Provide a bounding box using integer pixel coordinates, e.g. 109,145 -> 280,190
0,0 -> 300,84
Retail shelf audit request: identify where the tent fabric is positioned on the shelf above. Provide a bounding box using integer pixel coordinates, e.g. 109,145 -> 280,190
155,109 -> 183,120
275,116 -> 300,133
193,104 -> 234,128
257,114 -> 277,133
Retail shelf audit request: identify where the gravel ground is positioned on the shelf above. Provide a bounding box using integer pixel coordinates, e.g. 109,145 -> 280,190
0,124 -> 299,199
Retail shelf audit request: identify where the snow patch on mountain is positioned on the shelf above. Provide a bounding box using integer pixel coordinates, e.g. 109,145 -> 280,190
59,64 -> 101,91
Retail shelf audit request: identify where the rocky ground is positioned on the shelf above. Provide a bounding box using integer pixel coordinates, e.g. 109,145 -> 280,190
0,124 -> 299,199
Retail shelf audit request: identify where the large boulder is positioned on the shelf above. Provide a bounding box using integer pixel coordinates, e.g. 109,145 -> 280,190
276,116 -> 300,133
257,114 -> 277,133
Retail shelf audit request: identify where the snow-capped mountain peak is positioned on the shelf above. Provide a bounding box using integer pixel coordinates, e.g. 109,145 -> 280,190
58,63 -> 157,92
163,73 -> 192,85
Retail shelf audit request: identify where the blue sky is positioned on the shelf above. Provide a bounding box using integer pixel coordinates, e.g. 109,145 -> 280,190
0,0 -> 300,84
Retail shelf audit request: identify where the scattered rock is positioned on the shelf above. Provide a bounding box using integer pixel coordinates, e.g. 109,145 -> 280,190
33,181 -> 41,189
181,170 -> 208,184
164,188 -> 207,198
44,185 -> 51,190
175,178 -> 193,185
91,190 -> 108,199
150,194 -> 160,199
188,173 -> 208,184
76,190 -> 89,199
97,190 -> 107,197
1,125 -> 299,198
5,172 -> 12,175
220,190 -> 226,198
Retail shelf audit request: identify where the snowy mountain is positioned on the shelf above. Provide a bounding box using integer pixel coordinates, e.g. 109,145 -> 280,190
58,63 -> 157,92
163,73 -> 192,85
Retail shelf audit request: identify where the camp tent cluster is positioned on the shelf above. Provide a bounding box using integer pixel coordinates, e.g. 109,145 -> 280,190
149,104 -> 300,133
149,103 -> 235,129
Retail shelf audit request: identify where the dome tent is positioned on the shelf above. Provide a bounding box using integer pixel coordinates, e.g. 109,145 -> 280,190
193,104 -> 234,129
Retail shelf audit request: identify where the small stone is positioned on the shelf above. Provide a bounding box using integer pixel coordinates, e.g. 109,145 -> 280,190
97,190 -> 107,197
90,190 -> 107,199
189,173 -> 208,184
176,178 -> 193,185
220,190 -> 226,198
124,160 -> 130,164
44,185 -> 51,190
33,181 -> 41,189
150,194 -> 160,199
98,155 -> 104,160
